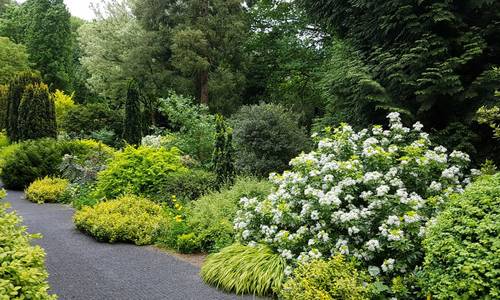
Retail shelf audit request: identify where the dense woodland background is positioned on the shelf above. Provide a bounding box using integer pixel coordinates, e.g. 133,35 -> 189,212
0,0 -> 499,163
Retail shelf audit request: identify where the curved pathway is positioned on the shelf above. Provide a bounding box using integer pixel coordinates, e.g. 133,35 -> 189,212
4,189 -> 253,300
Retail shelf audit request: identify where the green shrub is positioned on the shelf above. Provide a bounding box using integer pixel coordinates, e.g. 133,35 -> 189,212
420,174 -> 500,299
0,131 -> 9,148
201,244 -> 286,296
281,256 -> 372,300
186,177 -> 272,252
149,169 -> 218,202
0,197 -> 56,299
60,102 -> 123,147
158,93 -> 215,165
0,142 -> 19,175
230,103 -> 309,177
154,195 -> 194,251
1,139 -> 64,189
0,138 -> 115,190
25,176 -> 69,204
18,82 -> 57,141
62,183 -> 102,210
94,145 -> 191,200
73,195 -> 167,245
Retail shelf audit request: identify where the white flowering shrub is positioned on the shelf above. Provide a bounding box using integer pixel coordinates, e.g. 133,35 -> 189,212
234,113 -> 474,297
141,135 -> 163,148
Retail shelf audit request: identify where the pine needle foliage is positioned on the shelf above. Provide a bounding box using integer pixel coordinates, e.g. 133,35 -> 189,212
0,84 -> 8,130
211,114 -> 235,186
122,80 -> 142,145
6,71 -> 41,142
17,82 -> 57,141
201,244 -> 286,296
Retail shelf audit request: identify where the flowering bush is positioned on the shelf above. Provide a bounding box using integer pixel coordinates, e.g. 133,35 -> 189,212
234,113 -> 474,297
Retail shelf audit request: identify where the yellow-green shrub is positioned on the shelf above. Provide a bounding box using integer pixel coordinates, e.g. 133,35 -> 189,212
0,143 -> 19,174
25,177 -> 69,204
0,193 -> 56,299
0,131 -> 9,148
281,256 -> 372,300
73,195 -> 167,245
52,89 -> 76,126
94,145 -> 187,199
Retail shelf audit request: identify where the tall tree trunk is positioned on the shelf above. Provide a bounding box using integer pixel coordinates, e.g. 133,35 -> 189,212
200,70 -> 209,105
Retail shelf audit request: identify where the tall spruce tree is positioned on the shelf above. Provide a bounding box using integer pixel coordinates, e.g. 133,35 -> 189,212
17,82 -> 57,140
6,71 -> 41,141
122,80 -> 142,145
24,0 -> 73,90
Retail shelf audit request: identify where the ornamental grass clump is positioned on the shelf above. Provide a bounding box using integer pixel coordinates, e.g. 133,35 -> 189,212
25,176 -> 69,204
234,112 -> 474,298
201,244 -> 286,296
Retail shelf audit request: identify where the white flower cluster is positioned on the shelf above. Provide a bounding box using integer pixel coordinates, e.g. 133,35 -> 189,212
233,113 -> 473,294
141,135 -> 163,148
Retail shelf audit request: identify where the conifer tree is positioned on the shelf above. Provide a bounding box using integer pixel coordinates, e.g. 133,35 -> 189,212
17,82 -> 57,140
24,0 -> 73,90
122,80 -> 142,145
0,85 -> 8,130
212,114 -> 235,186
6,71 -> 41,141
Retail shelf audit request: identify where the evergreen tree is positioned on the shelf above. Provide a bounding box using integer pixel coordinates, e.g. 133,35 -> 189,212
6,71 -> 41,141
122,80 -> 142,145
300,0 -> 500,160
133,0 -> 248,112
17,82 -> 57,140
0,84 -> 8,130
24,0 -> 73,90
212,114 -> 235,185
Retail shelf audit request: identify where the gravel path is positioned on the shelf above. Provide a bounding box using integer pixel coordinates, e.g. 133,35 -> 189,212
3,189 -> 254,300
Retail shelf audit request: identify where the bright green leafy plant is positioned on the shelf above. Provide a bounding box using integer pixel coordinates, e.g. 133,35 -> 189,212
420,174 -> 500,299
281,255 -> 372,300
0,192 -> 56,299
25,176 -> 69,204
185,177 -> 272,253
201,244 -> 286,296
94,145 -> 187,199
73,195 -> 167,245
234,112 -> 474,298
158,93 -> 215,165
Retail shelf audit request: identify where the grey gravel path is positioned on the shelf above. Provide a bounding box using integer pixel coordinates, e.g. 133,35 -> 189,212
3,189 -> 257,300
